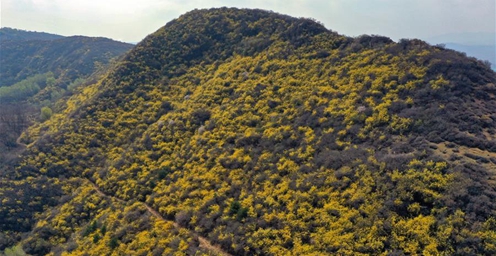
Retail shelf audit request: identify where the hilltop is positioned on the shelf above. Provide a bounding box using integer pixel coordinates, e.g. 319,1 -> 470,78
1,8 -> 496,255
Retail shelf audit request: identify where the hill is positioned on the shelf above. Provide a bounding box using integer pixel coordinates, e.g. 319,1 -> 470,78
0,27 -> 63,42
0,30 -> 133,163
0,35 -> 133,88
1,8 -> 496,255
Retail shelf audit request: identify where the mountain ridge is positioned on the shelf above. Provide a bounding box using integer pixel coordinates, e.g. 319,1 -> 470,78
0,27 -> 64,42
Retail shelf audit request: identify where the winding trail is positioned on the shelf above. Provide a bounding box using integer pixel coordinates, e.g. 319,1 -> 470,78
86,179 -> 231,256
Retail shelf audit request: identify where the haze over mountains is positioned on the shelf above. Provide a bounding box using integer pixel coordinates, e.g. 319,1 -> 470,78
1,8 -> 495,255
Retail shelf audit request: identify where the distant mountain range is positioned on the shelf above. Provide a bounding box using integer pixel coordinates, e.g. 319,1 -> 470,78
427,32 -> 495,46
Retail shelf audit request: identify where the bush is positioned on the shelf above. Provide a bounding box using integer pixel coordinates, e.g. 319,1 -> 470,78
40,107 -> 53,121
191,109 -> 211,125
109,237 -> 119,249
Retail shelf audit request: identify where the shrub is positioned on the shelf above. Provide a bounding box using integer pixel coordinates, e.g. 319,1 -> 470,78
40,107 -> 53,121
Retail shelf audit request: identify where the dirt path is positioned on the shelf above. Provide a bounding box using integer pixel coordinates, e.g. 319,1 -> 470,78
197,236 -> 231,256
86,179 -> 231,256
87,180 -> 125,203
143,203 -> 178,228
142,203 -> 230,256
15,135 -> 27,148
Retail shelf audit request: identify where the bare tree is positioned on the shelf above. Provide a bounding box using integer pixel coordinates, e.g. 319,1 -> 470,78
0,103 -> 34,148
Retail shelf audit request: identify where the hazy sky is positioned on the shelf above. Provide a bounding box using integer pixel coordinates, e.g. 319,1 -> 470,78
1,0 -> 495,44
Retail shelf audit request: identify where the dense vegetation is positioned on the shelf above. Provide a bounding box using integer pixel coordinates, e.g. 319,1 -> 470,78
1,8 -> 496,255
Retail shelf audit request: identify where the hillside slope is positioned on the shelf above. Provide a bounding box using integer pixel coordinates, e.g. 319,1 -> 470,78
2,8 -> 496,255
